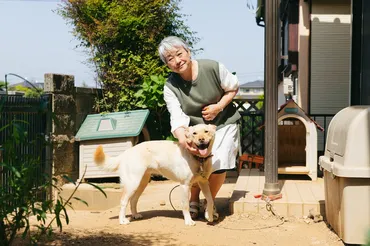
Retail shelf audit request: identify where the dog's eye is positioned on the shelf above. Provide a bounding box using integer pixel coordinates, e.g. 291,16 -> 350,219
204,130 -> 208,133
192,132 -> 197,135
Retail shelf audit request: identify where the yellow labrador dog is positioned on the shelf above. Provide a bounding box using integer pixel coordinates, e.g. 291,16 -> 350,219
93,124 -> 216,226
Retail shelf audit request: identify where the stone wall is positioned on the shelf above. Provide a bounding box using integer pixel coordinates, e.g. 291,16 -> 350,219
44,73 -> 101,186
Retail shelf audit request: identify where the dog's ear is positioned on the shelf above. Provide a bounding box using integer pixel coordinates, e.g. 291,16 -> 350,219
207,124 -> 217,132
184,126 -> 193,143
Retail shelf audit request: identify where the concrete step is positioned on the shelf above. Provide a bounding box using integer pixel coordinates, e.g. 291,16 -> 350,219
59,183 -> 122,211
229,169 -> 326,218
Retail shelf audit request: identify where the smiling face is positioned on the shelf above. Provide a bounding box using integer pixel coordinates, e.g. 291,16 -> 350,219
164,46 -> 192,74
185,124 -> 217,157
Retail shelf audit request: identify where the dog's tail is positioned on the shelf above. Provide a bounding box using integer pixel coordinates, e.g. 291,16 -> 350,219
94,145 -> 120,172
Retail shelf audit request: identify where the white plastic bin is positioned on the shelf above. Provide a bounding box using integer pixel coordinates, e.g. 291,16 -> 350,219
319,106 -> 370,245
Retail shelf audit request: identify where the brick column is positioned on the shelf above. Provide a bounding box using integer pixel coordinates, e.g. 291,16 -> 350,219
44,73 -> 78,186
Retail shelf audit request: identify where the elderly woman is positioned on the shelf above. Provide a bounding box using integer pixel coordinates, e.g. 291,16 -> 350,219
158,36 -> 241,220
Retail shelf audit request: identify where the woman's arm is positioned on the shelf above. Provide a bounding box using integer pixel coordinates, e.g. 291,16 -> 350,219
201,90 -> 238,121
201,63 -> 239,121
163,85 -> 190,133
163,86 -> 197,153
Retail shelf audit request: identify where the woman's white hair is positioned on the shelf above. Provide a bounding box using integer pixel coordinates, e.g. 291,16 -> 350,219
158,36 -> 190,63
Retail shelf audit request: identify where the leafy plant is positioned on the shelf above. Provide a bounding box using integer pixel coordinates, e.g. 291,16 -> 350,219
0,113 -> 106,245
134,75 -> 171,140
135,75 -> 166,110
257,94 -> 264,109
0,81 -> 6,91
9,85 -> 44,98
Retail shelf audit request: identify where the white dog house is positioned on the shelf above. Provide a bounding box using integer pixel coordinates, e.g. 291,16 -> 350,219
75,109 -> 149,180
277,100 -> 324,181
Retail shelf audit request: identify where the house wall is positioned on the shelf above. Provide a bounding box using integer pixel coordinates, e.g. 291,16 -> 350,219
297,0 -> 310,112
310,0 -> 351,114
297,0 -> 351,114
278,82 -> 286,108
237,87 -> 264,99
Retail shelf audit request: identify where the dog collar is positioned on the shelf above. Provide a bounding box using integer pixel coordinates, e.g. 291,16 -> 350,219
193,154 -> 213,165
194,154 -> 213,178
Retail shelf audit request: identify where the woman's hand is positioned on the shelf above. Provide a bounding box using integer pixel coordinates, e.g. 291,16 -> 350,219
202,90 -> 237,121
202,103 -> 222,121
174,127 -> 199,155
179,138 -> 199,155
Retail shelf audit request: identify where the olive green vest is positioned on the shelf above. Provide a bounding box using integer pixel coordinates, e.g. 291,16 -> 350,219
165,59 -> 241,129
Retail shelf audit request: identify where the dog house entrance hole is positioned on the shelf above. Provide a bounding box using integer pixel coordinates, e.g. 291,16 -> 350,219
278,117 -> 306,171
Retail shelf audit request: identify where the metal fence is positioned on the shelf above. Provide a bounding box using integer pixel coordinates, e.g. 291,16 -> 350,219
0,94 -> 52,202
310,114 -> 335,154
234,98 -> 265,156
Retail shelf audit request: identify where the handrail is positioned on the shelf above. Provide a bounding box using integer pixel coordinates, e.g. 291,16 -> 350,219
4,73 -> 41,94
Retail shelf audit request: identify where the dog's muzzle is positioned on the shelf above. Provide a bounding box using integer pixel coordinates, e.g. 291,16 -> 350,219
196,140 -> 211,157
196,140 -> 210,150
197,143 -> 209,149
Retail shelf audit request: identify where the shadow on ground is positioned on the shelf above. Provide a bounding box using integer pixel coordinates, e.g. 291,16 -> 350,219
14,231 -> 179,246
107,197 -> 233,226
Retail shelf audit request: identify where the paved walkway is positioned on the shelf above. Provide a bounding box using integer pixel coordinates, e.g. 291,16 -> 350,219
230,168 -> 325,218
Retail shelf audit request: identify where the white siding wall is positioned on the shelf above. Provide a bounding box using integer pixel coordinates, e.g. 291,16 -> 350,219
310,1 -> 351,114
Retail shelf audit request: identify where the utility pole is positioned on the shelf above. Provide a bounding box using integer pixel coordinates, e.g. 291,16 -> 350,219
263,0 -> 281,196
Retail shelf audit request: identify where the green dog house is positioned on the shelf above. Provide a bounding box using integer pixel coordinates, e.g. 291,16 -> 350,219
75,109 -> 149,180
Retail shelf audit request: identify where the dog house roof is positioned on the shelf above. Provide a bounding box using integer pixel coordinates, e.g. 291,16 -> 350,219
75,109 -> 149,141
278,100 -> 324,131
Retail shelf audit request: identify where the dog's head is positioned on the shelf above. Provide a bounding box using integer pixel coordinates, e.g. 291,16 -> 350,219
185,124 -> 217,157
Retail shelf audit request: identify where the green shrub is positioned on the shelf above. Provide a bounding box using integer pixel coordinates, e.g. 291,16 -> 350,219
135,75 -> 171,140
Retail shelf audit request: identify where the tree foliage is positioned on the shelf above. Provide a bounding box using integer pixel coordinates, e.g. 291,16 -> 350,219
9,85 -> 44,98
0,81 -> 6,91
57,0 -> 199,139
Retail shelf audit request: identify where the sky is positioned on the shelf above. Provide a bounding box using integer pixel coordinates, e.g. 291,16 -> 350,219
0,0 -> 264,87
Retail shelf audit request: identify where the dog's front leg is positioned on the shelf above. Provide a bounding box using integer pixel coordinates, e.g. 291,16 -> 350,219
180,184 -> 196,226
198,181 -> 214,223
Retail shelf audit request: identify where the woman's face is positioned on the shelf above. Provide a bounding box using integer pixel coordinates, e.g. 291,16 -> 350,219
164,46 -> 191,74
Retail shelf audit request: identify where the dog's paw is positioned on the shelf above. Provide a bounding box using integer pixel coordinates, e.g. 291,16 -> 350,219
132,213 -> 143,220
204,210 -> 218,223
184,219 -> 196,226
204,211 -> 213,222
119,218 -> 131,225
